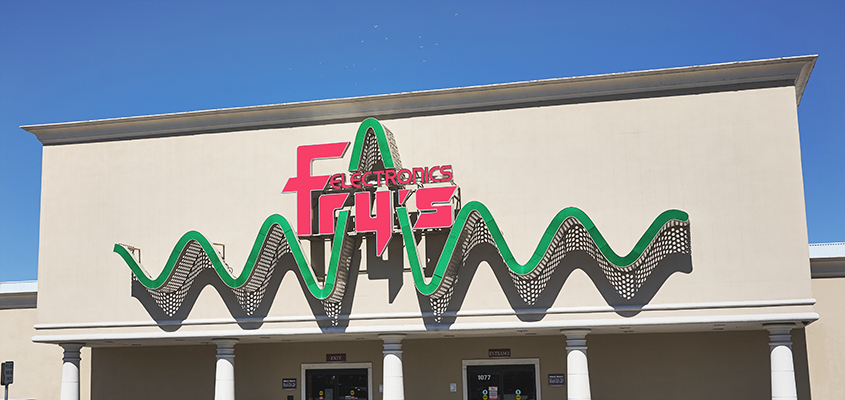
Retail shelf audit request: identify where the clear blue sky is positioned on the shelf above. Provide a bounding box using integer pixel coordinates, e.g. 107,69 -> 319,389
1,1 -> 843,281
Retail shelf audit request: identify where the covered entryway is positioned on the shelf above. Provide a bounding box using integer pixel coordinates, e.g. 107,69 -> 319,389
302,363 -> 372,400
463,359 -> 540,400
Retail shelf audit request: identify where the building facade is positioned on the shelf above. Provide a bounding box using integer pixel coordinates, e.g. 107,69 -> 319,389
5,55 -> 840,400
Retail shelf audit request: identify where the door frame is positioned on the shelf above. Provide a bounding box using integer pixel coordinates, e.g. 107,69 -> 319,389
301,362 -> 374,400
461,358 -> 542,400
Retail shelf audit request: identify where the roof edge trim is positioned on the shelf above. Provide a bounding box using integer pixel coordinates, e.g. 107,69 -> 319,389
22,55 -> 817,146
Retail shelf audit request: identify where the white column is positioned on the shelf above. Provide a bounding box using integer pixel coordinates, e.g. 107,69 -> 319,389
562,329 -> 591,400
766,324 -> 798,400
214,338 -> 238,400
380,334 -> 406,400
59,343 -> 84,400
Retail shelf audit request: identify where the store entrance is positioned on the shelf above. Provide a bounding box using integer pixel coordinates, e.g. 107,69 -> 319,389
466,364 -> 537,400
305,368 -> 369,400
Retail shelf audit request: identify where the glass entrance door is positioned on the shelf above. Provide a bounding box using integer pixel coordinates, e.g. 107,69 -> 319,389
305,368 -> 368,400
467,364 -> 537,400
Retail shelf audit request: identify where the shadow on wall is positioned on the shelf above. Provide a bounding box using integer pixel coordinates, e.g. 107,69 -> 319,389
133,224 -> 691,331
416,245 -> 692,327
133,237 -> 366,332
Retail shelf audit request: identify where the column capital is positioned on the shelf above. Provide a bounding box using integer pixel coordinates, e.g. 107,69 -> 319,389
379,334 -> 407,344
60,343 -> 84,362
213,338 -> 238,360
59,342 -> 85,352
764,323 -> 797,335
213,338 -> 239,348
562,329 -> 590,350
764,323 -> 796,348
560,329 -> 591,339
381,334 -> 406,354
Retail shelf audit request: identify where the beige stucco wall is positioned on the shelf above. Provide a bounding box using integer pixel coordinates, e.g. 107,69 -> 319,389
590,330 -> 810,400
0,306 -> 90,400
91,345 -> 215,399
806,276 -> 845,399
91,341 -> 382,400
33,84 -> 813,337
90,331 -> 808,400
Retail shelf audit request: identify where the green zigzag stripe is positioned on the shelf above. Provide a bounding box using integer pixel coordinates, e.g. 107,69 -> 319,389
347,117 -> 397,171
399,201 -> 688,296
114,210 -> 353,300
116,203 -> 688,300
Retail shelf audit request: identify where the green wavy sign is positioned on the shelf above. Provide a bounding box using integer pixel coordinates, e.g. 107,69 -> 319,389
114,117 -> 690,314
115,203 -> 687,299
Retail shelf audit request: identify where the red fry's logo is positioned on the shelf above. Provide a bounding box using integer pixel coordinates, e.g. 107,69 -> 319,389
282,142 -> 349,236
283,141 -> 458,257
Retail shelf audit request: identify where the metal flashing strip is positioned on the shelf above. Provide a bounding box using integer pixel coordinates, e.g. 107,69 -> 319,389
22,56 -> 816,146
31,312 -> 820,344
809,242 -> 845,259
33,298 -> 816,331
0,280 -> 38,293
810,243 -> 845,278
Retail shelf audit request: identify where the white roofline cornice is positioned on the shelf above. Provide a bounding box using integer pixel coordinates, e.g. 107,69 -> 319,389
809,242 -> 845,259
22,55 -> 817,146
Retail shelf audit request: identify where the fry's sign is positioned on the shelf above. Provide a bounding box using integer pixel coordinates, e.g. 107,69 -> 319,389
282,119 -> 459,257
118,116 -> 692,312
